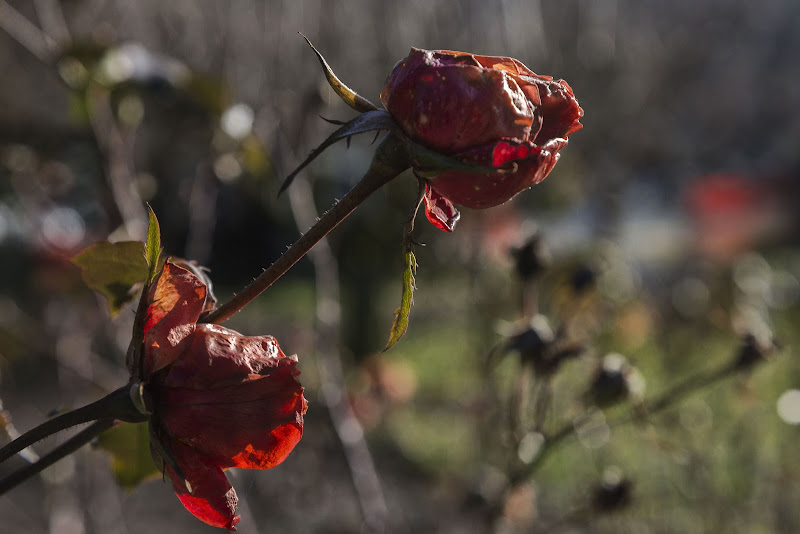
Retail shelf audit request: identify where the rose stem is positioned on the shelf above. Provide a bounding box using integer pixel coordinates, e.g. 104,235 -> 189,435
0,419 -> 115,496
0,385 -> 146,465
203,133 -> 409,325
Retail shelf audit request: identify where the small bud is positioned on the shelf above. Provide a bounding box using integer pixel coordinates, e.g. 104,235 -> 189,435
734,332 -> 781,371
570,265 -> 597,294
511,231 -> 551,282
586,353 -> 645,408
505,315 -> 584,376
507,315 -> 555,357
592,466 -> 632,512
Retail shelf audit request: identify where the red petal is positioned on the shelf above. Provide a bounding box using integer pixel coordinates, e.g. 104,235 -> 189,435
161,324 -> 288,389
165,442 -> 240,531
158,332 -> 306,469
491,140 -> 536,167
533,79 -> 584,142
144,262 -> 208,375
380,49 -> 536,153
427,138 -> 567,209
423,183 -> 460,232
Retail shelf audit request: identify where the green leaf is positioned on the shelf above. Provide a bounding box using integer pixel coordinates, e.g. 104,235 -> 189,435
144,205 -> 162,284
96,422 -> 160,490
72,241 -> 148,316
301,33 -> 378,113
384,249 -> 417,351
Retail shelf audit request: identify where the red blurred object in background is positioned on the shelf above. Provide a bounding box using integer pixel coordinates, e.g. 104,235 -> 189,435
684,172 -> 796,261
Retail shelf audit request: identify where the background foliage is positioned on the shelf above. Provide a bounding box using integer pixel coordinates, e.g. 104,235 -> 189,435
0,1 -> 799,532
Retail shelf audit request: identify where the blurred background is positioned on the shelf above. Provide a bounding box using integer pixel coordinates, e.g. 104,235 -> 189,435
0,0 -> 799,532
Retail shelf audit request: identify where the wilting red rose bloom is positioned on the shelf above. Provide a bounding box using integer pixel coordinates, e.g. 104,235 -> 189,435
380,48 -> 583,231
142,262 -> 307,530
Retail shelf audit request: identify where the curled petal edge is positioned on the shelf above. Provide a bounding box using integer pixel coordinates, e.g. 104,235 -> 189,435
166,442 -> 240,531
422,182 -> 460,232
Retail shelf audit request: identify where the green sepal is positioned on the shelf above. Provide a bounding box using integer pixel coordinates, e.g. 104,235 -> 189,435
301,33 -> 378,113
402,135 -> 516,178
279,109 -> 396,194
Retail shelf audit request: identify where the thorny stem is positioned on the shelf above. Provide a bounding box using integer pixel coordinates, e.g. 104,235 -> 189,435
0,385 -> 147,465
203,133 -> 410,325
0,419 -> 115,496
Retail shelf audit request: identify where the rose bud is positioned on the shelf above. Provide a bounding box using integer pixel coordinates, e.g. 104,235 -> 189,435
585,353 -> 645,408
592,467 -> 633,513
142,262 -> 307,530
510,230 -> 551,282
380,48 -> 583,229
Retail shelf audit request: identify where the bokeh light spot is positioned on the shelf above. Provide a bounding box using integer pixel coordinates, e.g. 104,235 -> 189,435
776,390 -> 800,425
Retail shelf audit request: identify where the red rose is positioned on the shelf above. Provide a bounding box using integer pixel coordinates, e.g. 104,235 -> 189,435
380,48 -> 583,230
143,262 -> 307,530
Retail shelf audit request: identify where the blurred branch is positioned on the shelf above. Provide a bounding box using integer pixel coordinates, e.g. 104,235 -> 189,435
0,398 -> 38,464
0,385 -> 146,465
33,0 -> 70,50
622,362 -> 736,422
86,84 -> 149,239
531,377 -> 552,433
286,157 -> 389,534
0,419 -> 114,496
508,361 -> 532,442
0,0 -> 53,63
2,0 -> 149,241
486,343 -> 764,530
510,360 -> 741,490
184,159 -> 219,265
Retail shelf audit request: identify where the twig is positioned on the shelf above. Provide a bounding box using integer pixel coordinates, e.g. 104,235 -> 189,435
33,0 -> 70,49
484,359 -> 742,529
184,159 -> 219,265
0,399 -> 38,464
531,377 -> 552,433
0,385 -> 146,465
0,0 -> 53,63
285,147 -> 389,533
611,361 -> 737,428
203,133 -> 409,325
510,361 -> 739,488
86,84 -> 149,240
0,419 -> 114,496
508,362 -> 533,442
